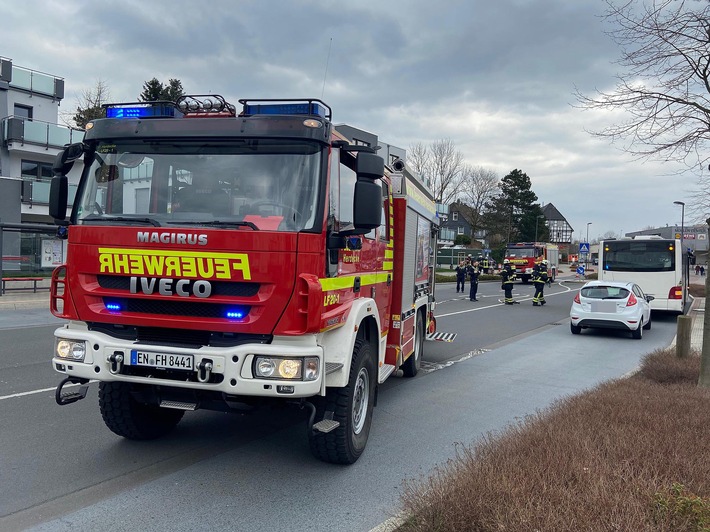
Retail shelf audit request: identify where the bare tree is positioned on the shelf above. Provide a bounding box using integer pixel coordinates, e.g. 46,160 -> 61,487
576,0 -> 710,169
459,165 -> 499,238
406,142 -> 430,179
407,139 -> 464,203
61,79 -> 111,129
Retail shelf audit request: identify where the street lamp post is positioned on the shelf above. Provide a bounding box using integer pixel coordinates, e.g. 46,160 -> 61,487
586,222 -> 592,270
674,201 -> 686,292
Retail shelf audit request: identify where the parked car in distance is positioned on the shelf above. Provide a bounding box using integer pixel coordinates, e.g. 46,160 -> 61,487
570,280 -> 653,339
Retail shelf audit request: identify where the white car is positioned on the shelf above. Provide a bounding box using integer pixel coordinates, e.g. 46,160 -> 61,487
570,280 -> 653,339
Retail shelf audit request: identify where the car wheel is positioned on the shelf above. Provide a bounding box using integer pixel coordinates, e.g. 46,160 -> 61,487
570,323 -> 581,335
643,316 -> 652,330
631,321 -> 643,339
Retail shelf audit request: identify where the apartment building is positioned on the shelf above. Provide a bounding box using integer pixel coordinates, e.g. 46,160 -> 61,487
0,55 -> 83,269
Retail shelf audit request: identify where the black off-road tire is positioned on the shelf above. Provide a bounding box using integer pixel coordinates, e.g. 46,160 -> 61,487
402,311 -> 424,378
99,382 -> 184,440
309,339 -> 376,464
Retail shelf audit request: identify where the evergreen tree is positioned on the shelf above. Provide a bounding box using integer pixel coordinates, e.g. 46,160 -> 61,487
483,169 -> 539,244
139,78 -> 185,102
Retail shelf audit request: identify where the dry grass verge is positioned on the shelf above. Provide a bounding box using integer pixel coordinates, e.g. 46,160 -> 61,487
397,349 -> 710,531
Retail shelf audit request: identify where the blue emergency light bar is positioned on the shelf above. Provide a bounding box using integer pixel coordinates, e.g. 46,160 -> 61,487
104,102 -> 180,119
243,102 -> 327,117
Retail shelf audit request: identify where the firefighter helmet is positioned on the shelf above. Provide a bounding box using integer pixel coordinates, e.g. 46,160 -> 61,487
503,259 -> 510,264
542,259 -> 549,265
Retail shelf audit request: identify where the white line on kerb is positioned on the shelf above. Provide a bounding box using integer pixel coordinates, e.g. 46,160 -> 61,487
0,381 -> 95,401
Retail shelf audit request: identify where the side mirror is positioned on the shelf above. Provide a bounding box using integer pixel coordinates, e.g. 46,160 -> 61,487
646,295 -> 655,302
352,179 -> 381,232
52,143 -> 84,177
356,152 -> 384,180
49,176 -> 68,221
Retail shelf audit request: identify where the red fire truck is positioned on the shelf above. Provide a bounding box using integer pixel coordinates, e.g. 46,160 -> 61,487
504,241 -> 559,283
47,96 -> 441,464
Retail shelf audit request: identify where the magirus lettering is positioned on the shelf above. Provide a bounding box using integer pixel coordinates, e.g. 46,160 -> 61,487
130,277 -> 212,298
137,232 -> 208,246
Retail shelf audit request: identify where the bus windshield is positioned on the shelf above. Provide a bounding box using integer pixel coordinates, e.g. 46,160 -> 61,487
602,241 -> 675,272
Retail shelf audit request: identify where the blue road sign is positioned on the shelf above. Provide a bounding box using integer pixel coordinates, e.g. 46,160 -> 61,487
576,266 -> 585,275
579,243 -> 590,254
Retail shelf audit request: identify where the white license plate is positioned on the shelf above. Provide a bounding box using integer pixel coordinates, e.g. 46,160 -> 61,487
130,350 -> 194,370
591,301 -> 617,313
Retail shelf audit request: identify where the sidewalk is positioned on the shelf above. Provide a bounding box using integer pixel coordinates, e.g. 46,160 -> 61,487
0,278 -> 51,310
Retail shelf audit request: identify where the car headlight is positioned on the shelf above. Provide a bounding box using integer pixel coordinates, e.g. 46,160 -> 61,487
56,338 -> 87,362
253,356 -> 320,381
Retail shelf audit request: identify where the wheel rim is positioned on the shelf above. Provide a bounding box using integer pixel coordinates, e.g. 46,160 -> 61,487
352,367 -> 370,435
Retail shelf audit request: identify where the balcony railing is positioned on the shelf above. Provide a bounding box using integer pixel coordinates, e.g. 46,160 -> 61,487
1,116 -> 83,150
22,179 -> 78,206
7,63 -> 64,99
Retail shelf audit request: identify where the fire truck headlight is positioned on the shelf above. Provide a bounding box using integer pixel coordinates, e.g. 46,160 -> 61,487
252,356 -> 320,381
56,338 -> 87,362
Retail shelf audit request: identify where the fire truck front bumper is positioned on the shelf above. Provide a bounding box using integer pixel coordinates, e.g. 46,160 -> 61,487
51,323 -> 324,398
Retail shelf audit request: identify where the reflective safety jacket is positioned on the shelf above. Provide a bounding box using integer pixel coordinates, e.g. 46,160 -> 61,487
500,266 -> 515,285
532,264 -> 548,284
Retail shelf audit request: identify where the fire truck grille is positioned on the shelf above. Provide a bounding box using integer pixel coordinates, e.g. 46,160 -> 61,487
97,275 -> 260,297
87,322 -> 271,348
102,297 -> 251,319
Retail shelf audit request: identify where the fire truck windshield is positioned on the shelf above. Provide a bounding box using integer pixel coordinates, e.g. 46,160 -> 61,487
75,139 -> 323,232
507,248 -> 536,258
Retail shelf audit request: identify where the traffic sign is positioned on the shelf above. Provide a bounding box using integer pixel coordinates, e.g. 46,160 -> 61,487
579,243 -> 590,254
576,266 -> 585,276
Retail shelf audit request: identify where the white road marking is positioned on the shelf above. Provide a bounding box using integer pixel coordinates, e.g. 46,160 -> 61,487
0,381 -> 95,401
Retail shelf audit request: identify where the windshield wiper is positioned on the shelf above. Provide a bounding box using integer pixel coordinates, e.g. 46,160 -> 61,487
83,215 -> 162,227
169,220 -> 259,231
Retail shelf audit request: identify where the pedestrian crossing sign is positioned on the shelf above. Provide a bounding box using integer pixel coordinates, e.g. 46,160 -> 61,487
579,243 -> 590,254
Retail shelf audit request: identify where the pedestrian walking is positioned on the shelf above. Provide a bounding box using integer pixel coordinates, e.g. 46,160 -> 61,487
532,259 -> 549,306
500,259 -> 519,304
701,265 -> 706,277
455,260 -> 466,293
468,260 -> 481,301
695,264 -> 700,275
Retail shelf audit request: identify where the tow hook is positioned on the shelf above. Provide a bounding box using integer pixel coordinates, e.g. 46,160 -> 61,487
55,377 -> 90,406
108,352 -> 124,374
197,359 -> 213,383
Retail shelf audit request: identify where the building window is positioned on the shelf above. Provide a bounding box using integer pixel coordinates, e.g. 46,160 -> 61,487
352,138 -> 370,147
21,160 -> 52,180
14,104 -> 33,119
452,211 -> 458,221
457,226 -> 464,235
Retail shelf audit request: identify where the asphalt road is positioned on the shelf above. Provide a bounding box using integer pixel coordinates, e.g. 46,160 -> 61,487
0,280 -> 680,532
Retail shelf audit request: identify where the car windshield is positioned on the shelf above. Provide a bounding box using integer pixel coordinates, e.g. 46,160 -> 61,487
75,139 -> 323,232
581,286 -> 630,300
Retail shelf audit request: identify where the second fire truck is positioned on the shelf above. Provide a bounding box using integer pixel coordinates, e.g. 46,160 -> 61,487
48,95 -> 440,464
504,241 -> 559,283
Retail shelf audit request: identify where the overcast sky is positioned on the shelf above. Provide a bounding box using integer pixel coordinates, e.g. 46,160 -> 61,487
1,0 -> 699,242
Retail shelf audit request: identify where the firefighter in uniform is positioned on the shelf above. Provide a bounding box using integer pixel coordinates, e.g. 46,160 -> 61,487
482,256 -> 490,274
455,260 -> 467,293
532,259 -> 549,306
500,259 -> 518,304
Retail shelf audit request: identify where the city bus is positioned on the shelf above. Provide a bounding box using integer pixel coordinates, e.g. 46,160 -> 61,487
598,236 -> 684,313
